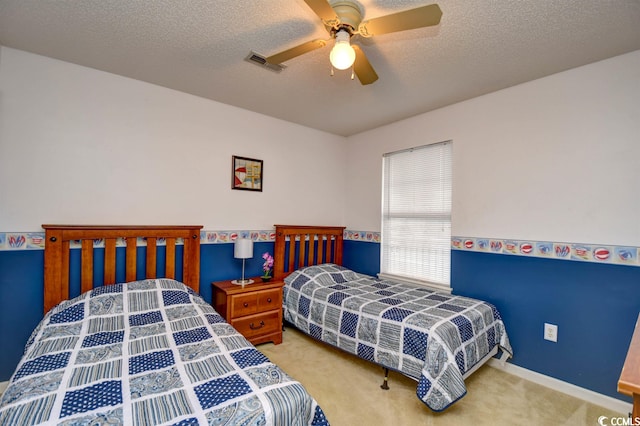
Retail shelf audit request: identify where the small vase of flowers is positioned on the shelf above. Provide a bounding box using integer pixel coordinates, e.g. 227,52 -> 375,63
261,252 -> 274,282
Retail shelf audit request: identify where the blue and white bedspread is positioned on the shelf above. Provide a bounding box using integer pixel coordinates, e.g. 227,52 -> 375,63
283,264 -> 512,412
0,279 -> 328,426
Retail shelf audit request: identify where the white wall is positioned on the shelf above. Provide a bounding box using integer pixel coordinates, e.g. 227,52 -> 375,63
0,47 -> 347,232
3,46 -> 639,245
345,50 -> 640,247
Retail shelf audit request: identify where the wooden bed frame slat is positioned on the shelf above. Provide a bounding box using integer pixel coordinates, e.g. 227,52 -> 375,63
43,225 -> 202,313
105,238 -> 117,284
298,235 -> 306,270
61,240 -> 70,303
287,237 -> 295,273
125,237 -> 137,282
146,237 -> 157,279
81,240 -> 93,295
273,225 -> 345,280
307,233 -> 315,266
166,237 -> 176,280
323,237 -> 329,264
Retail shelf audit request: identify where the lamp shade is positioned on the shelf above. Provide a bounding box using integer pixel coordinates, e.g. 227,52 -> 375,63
234,238 -> 253,259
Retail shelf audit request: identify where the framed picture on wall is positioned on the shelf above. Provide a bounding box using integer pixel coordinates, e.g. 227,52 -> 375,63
232,156 -> 263,192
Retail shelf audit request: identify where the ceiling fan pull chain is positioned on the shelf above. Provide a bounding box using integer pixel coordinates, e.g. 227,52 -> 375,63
330,66 -> 335,77
351,68 -> 355,80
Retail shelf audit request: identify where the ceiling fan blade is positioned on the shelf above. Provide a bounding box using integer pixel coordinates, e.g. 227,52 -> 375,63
303,0 -> 340,26
266,39 -> 328,65
358,3 -> 442,37
352,45 -> 378,85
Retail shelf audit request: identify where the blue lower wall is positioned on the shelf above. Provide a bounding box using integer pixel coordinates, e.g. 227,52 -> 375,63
1,239 -> 638,404
343,240 -> 381,276
0,250 -> 45,381
452,250 -> 640,401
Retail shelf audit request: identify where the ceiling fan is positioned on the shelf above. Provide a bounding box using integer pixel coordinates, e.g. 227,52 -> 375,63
265,0 -> 442,85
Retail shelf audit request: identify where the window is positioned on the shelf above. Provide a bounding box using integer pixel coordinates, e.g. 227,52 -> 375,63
380,141 -> 452,289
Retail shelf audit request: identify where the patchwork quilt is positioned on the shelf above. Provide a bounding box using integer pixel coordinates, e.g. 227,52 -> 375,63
283,264 -> 512,411
0,279 -> 328,426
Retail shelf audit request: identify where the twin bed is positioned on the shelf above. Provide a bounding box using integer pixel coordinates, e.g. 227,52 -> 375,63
0,223 -> 511,425
0,225 -> 327,426
272,225 -> 512,412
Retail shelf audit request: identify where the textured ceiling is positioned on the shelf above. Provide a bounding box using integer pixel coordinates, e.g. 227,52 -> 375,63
1,0 -> 639,136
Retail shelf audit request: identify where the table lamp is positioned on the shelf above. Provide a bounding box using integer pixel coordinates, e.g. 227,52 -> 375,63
232,237 -> 254,285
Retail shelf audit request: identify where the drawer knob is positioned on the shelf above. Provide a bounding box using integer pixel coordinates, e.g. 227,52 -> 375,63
243,302 -> 249,308
250,320 -> 265,330
267,298 -> 272,303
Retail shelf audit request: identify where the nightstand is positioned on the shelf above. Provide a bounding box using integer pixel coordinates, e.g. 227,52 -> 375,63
212,278 -> 284,345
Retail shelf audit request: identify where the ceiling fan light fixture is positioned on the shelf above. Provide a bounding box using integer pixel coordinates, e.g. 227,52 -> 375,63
329,29 -> 356,70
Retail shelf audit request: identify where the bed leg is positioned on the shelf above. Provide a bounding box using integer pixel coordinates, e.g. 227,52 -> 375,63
380,368 -> 390,390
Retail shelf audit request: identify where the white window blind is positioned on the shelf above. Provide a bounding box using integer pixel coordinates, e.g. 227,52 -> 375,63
381,141 -> 452,288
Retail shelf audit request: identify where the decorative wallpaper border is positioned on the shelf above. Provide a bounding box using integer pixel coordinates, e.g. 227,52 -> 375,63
201,230 -> 276,244
452,236 -> 640,267
344,230 -> 381,243
0,229 -> 371,251
0,232 -> 47,250
2,229 -> 637,268
0,230 -> 277,251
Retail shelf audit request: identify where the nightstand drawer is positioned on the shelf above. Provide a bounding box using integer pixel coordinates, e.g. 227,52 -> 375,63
231,310 -> 280,340
231,288 -> 281,318
257,288 -> 282,311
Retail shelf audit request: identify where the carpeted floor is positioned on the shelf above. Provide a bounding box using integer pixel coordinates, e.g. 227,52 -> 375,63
258,326 -> 623,426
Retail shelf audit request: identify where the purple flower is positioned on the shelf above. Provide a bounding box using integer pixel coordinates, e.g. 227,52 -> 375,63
262,252 -> 274,276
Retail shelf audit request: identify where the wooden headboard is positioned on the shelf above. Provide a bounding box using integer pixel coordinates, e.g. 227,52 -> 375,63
42,225 -> 203,313
273,225 -> 346,280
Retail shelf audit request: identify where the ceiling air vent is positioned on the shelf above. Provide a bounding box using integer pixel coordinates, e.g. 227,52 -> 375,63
245,51 -> 286,73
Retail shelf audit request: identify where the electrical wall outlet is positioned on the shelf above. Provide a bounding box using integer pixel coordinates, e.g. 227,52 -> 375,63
544,323 -> 558,342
